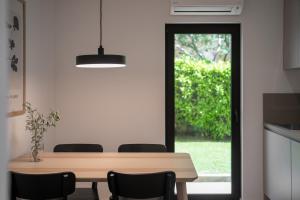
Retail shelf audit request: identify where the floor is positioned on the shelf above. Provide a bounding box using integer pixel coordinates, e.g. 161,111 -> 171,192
79,182 -> 231,199
186,182 -> 231,194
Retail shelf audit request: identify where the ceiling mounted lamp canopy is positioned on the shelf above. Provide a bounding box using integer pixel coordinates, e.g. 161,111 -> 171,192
76,0 -> 126,68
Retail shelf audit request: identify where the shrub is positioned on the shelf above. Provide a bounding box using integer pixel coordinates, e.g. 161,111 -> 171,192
175,57 -> 231,140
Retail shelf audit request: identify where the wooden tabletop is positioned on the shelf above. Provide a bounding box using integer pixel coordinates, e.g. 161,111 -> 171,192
9,152 -> 198,182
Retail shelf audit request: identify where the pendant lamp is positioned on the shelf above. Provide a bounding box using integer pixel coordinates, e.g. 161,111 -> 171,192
76,0 -> 126,68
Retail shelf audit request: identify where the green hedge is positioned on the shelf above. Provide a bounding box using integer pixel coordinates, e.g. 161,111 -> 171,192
175,58 -> 231,140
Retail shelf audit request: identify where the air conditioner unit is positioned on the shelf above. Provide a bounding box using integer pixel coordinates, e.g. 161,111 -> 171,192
170,0 -> 244,15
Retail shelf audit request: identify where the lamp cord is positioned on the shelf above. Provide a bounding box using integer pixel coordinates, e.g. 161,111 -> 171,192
99,0 -> 102,47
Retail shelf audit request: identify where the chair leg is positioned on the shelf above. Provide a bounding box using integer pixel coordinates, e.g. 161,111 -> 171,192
94,189 -> 100,200
92,182 -> 97,190
10,195 -> 16,200
110,194 -> 118,200
92,182 -> 99,200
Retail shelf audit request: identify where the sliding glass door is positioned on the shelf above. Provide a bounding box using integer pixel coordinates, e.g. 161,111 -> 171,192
165,24 -> 241,200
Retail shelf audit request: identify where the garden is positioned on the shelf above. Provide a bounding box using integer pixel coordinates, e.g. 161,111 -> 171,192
174,34 -> 232,175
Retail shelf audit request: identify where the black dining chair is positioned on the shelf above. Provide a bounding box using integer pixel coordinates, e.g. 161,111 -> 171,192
118,144 -> 167,152
10,171 -> 76,200
107,171 -> 176,200
54,144 -> 103,153
53,144 -> 103,200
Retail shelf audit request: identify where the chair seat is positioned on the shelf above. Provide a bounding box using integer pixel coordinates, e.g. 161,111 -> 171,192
68,188 -> 99,200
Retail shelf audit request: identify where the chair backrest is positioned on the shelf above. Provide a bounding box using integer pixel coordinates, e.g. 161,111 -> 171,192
54,144 -> 103,152
107,171 -> 176,200
118,144 -> 167,152
10,171 -> 75,200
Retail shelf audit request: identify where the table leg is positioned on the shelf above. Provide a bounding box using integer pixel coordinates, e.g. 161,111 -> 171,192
176,182 -> 188,200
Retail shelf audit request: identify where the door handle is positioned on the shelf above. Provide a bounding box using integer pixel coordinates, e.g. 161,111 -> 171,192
234,109 -> 239,124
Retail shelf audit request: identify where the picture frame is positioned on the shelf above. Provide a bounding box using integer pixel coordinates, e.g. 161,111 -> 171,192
7,0 -> 26,117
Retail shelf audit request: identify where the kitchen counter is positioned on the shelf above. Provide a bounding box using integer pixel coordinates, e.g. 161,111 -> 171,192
265,123 -> 300,143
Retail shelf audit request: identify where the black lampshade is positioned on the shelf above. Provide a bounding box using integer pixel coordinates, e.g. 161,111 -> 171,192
76,54 -> 126,68
75,0 -> 126,68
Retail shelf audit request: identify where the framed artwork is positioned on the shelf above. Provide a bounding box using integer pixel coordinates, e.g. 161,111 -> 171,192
7,0 -> 26,117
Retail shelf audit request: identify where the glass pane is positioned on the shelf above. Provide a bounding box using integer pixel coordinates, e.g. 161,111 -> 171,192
174,34 -> 232,194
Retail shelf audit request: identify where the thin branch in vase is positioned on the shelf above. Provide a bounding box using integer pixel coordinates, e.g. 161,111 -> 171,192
25,102 -> 60,162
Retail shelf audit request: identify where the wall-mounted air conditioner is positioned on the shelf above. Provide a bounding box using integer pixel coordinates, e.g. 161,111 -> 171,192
170,0 -> 244,15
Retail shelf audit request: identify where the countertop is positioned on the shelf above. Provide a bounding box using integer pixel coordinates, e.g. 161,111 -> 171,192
265,123 -> 300,142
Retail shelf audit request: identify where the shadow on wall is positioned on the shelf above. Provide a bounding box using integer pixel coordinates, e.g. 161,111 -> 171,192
8,116 -> 30,158
286,71 -> 300,92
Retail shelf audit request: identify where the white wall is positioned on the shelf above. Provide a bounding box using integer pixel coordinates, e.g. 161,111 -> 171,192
8,0 -> 56,158
7,0 -> 300,199
0,0 -> 8,198
53,0 -> 300,199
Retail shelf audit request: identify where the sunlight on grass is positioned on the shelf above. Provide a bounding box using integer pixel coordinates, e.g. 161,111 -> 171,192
175,138 -> 231,174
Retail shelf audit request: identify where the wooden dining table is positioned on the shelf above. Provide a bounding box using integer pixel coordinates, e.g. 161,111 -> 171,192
9,152 -> 198,200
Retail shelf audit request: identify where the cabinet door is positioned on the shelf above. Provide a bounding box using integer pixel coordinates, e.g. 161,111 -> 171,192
292,141 -> 300,200
264,130 -> 291,200
284,0 -> 300,69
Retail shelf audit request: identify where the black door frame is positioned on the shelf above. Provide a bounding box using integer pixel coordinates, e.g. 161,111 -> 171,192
165,24 -> 241,200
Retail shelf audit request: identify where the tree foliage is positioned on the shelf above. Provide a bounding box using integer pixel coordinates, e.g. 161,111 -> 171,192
175,34 -> 231,63
175,58 -> 231,140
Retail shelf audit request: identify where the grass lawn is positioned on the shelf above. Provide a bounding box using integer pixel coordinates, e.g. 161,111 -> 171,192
175,137 -> 231,175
